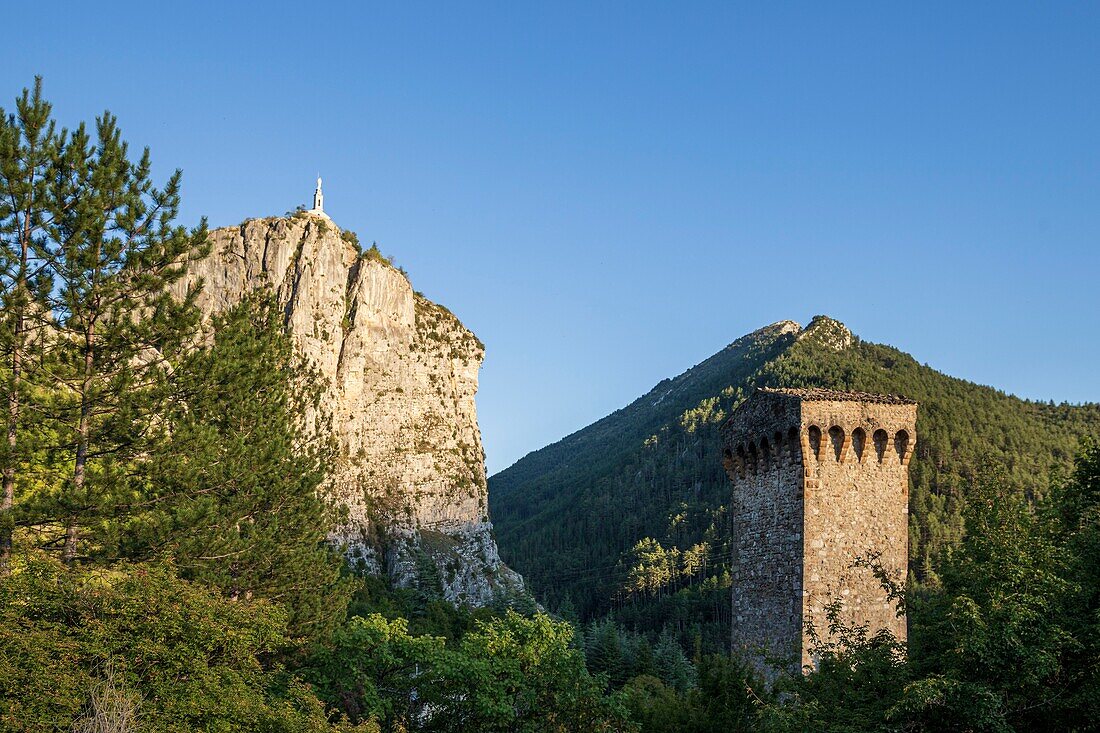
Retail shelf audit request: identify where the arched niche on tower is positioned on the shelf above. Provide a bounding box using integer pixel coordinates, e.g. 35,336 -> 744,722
759,436 -> 772,467
851,427 -> 867,463
807,426 -> 822,461
873,429 -> 889,462
894,429 -> 911,464
828,426 -> 845,461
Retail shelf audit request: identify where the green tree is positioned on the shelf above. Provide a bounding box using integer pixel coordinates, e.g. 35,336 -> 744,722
122,293 -> 355,640
622,631 -> 656,680
684,654 -> 758,733
0,78 -> 60,573
624,537 -> 679,600
587,620 -> 627,686
653,627 -> 694,693
35,110 -> 207,563
305,613 -> 445,727
308,612 -> 632,732
1056,440 -> 1100,724
442,611 -> 632,732
899,473 -> 1076,731
622,675 -> 687,733
0,554 -> 370,733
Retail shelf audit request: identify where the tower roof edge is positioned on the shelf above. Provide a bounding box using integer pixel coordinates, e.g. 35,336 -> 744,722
758,387 -> 916,405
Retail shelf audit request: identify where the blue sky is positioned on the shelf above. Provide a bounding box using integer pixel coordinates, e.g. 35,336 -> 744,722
5,2 -> 1098,474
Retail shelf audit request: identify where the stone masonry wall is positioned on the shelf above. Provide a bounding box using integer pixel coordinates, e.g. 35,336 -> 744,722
722,391 -> 805,674
722,388 -> 914,677
799,397 -> 913,669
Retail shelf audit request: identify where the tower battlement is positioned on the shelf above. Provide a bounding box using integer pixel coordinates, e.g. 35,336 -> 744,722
721,388 -> 916,678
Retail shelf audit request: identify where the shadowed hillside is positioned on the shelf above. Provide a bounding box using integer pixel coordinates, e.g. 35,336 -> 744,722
489,316 -> 1100,650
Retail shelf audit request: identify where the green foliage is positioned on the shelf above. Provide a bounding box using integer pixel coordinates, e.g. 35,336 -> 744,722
122,294 -> 357,641
363,243 -> 392,265
582,620 -> 696,695
758,447 -> 1100,732
621,654 -> 759,733
892,455 -> 1098,731
341,229 -> 362,253
0,555 -> 366,733
451,611 -> 632,732
687,654 -> 758,732
23,101 -> 208,565
623,675 -> 688,733
0,81 -> 363,730
306,610 -> 633,732
347,573 -> 495,640
653,628 -> 695,694
305,613 -> 444,726
0,77 -> 61,573
760,602 -> 910,732
586,620 -> 629,686
624,538 -> 680,599
490,317 -> 1100,655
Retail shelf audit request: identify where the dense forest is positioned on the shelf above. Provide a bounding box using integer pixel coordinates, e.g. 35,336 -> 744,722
490,316 -> 1100,651
3,80 -> 1100,732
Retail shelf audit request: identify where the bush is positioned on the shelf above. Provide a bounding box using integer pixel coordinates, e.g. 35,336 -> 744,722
341,229 -> 362,254
0,555 -> 363,732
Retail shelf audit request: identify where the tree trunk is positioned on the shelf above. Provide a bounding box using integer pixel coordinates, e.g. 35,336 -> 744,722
0,341 -> 19,574
1,230 -> 30,575
63,326 -> 95,566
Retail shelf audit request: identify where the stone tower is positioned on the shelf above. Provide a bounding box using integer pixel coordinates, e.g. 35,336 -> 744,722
721,388 -> 915,677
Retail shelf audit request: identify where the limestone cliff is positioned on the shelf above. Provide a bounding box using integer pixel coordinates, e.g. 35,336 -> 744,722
174,212 -> 523,605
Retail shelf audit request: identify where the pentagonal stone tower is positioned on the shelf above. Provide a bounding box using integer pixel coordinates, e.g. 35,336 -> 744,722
721,388 -> 915,677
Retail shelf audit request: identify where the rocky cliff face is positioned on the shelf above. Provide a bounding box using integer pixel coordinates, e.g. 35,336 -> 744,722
174,212 -> 523,605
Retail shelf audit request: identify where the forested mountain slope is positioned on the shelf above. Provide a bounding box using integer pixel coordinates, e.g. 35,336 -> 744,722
489,316 -> 1100,649
490,319 -> 800,519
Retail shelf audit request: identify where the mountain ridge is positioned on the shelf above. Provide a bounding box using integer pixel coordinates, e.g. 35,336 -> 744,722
490,319 -> 803,494
489,315 -> 1100,647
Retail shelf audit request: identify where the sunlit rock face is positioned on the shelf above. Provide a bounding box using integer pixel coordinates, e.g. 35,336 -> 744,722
175,213 -> 523,605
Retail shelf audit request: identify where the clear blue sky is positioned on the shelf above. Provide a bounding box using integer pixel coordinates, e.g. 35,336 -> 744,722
5,2 -> 1098,474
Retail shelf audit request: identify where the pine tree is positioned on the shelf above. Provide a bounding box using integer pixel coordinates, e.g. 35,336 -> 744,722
0,78 -> 60,573
654,627 -> 694,693
126,293 -> 355,640
586,620 -> 627,685
37,112 -> 207,563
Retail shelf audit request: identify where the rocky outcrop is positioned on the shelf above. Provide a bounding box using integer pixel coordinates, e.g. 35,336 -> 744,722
174,212 -> 523,605
797,315 -> 853,351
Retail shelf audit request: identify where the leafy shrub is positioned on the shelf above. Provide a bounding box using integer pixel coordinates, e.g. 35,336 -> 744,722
0,556 -> 366,732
